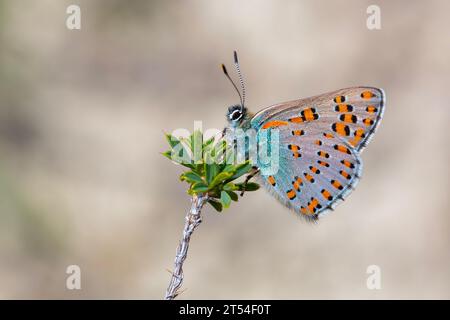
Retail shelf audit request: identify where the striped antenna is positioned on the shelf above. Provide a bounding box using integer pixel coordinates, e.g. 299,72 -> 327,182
221,63 -> 243,106
233,51 -> 246,107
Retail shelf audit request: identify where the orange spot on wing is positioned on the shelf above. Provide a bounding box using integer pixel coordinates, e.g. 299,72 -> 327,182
292,130 -> 304,136
335,104 -> 353,112
292,176 -> 303,191
334,144 -> 351,154
308,198 -> 320,213
340,170 -> 351,179
304,172 -> 315,183
355,128 -> 365,137
262,120 -> 288,129
289,117 -> 304,123
350,128 -> 366,146
292,108 -> 319,123
331,180 -> 343,190
361,91 -> 375,99
268,176 -> 276,186
332,123 -> 350,136
321,189 -> 332,201
310,166 -> 320,174
334,96 -> 346,103
340,113 -> 357,123
288,144 -> 300,152
350,137 -> 360,146
366,105 -> 377,113
287,189 -> 296,200
318,160 -> 329,167
341,160 -> 355,169
318,151 -> 330,158
302,108 -> 315,121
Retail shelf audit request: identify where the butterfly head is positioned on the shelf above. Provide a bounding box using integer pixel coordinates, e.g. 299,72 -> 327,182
227,104 -> 247,127
222,52 -> 249,128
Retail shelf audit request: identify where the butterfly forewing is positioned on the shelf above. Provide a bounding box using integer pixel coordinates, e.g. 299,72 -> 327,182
251,87 -> 385,152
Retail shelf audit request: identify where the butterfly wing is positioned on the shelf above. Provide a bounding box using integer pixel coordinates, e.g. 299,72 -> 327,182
251,87 -> 385,152
251,87 -> 385,220
256,127 -> 363,220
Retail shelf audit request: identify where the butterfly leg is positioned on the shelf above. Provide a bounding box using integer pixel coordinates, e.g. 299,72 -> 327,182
240,166 -> 260,196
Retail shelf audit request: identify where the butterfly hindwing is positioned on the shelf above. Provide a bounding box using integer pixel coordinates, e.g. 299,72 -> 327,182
257,127 -> 362,220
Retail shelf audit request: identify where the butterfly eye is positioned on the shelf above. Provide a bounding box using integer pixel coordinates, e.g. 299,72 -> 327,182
230,110 -> 242,121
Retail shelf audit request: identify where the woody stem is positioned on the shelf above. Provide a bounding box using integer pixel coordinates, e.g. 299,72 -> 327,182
164,193 -> 208,300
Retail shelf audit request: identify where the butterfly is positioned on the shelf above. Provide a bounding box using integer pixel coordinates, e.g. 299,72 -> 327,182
222,51 -> 385,221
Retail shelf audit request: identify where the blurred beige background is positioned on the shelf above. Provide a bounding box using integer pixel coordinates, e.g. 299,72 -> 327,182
0,0 -> 449,299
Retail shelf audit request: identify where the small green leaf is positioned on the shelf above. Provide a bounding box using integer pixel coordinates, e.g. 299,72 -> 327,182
205,162 -> 219,185
195,163 -> 204,176
161,150 -> 172,160
220,190 -> 231,208
180,171 -> 204,184
245,182 -> 260,191
223,182 -> 237,191
226,190 -> 238,202
209,172 -> 234,189
203,135 -> 216,149
230,162 -> 253,180
165,134 -> 195,169
180,162 -> 196,170
235,182 -> 260,192
222,164 -> 236,173
208,199 -> 223,212
191,182 -> 209,193
162,150 -> 195,169
165,133 -> 180,149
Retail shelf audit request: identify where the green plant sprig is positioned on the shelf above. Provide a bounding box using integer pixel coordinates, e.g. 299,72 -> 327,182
162,130 -> 259,212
